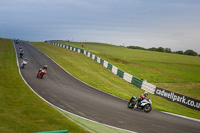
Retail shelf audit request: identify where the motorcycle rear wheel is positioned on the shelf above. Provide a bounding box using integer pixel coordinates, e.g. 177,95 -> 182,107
144,104 -> 152,113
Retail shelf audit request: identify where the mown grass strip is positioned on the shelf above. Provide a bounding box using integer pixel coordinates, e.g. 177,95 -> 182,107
57,108 -> 133,133
31,42 -> 200,120
0,38 -> 87,133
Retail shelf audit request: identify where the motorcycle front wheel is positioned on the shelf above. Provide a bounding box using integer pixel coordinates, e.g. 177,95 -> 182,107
144,104 -> 152,113
127,101 -> 134,109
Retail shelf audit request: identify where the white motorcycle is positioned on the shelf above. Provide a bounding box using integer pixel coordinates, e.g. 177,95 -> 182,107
127,96 -> 152,113
21,58 -> 28,68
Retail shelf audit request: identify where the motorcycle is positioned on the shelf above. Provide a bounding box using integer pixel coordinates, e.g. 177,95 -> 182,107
127,96 -> 152,113
15,39 -> 19,44
37,69 -> 46,79
21,59 -> 28,68
19,49 -> 24,58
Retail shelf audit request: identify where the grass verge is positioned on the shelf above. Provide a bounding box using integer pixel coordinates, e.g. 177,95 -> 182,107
0,38 -> 87,133
57,108 -> 133,133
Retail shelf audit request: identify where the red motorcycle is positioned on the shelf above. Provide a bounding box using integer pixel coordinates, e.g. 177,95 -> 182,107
37,69 -> 46,78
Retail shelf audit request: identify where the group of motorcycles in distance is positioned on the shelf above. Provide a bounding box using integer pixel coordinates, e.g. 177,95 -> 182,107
16,41 -> 47,79
15,40 -> 152,112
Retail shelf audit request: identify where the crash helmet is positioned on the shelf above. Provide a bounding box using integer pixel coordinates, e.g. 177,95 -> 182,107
144,92 -> 148,97
24,57 -> 27,61
43,65 -> 47,70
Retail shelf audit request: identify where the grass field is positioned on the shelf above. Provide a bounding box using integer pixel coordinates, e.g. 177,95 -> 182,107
31,41 -> 200,120
56,41 -> 200,99
0,38 -> 87,133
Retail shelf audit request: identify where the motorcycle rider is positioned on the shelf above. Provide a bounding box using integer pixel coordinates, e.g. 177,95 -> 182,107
22,57 -> 28,64
42,65 -> 47,70
38,65 -> 47,72
19,45 -> 22,50
21,58 -> 28,68
38,65 -> 47,78
135,92 -> 148,108
19,49 -> 24,58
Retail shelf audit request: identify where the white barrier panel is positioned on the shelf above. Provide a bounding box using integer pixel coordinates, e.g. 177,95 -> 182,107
87,52 -> 90,57
78,49 -> 80,53
92,54 -> 95,60
70,47 -> 72,50
103,60 -> 108,68
97,57 -> 101,63
66,46 -> 68,49
63,45 -> 65,48
84,50 -> 87,55
112,66 -> 118,75
74,48 -> 76,52
123,72 -> 133,83
141,81 -> 156,94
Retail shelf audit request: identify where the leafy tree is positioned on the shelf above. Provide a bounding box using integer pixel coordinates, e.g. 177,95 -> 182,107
148,47 -> 157,51
184,50 -> 198,56
126,45 -> 199,57
175,51 -> 184,54
157,47 -> 165,52
164,48 -> 172,53
127,46 -> 146,50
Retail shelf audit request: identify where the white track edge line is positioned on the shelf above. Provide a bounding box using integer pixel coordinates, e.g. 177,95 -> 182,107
161,111 -> 200,123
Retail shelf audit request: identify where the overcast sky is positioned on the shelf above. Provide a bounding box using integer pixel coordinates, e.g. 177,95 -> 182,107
0,0 -> 200,53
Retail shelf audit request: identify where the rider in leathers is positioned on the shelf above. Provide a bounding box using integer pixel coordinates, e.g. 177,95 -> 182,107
136,92 -> 148,107
38,65 -> 47,76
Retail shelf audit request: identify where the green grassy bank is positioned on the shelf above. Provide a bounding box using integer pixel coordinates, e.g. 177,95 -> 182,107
0,38 -> 87,133
56,41 -> 200,99
31,41 -> 199,120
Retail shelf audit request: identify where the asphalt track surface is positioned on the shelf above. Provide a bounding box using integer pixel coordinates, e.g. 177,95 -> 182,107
15,41 -> 200,133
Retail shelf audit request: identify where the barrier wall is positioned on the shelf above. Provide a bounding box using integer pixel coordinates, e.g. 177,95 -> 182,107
46,41 -> 200,111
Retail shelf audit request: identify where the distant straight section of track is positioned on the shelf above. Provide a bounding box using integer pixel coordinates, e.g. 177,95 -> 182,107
15,41 -> 200,133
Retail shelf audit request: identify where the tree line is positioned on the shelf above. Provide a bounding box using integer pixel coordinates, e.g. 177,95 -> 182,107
127,46 -> 199,57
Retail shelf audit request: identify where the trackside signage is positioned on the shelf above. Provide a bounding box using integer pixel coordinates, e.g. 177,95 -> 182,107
155,87 -> 200,111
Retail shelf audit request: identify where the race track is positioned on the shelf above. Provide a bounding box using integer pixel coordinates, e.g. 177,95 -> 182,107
15,41 -> 200,133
